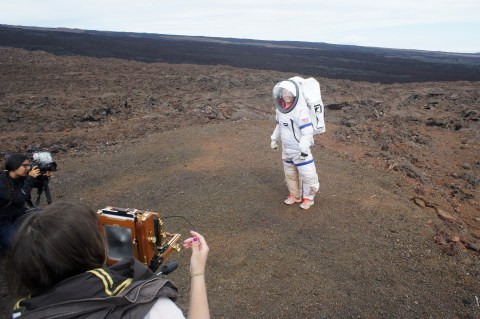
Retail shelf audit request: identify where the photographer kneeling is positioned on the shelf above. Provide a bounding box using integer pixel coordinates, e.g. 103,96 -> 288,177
0,153 -> 41,253
6,201 -> 210,319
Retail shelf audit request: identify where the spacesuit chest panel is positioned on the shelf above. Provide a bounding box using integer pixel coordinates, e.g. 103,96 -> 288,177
277,111 -> 301,143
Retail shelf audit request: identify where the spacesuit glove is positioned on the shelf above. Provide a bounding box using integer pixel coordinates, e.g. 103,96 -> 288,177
299,152 -> 308,160
271,140 -> 279,150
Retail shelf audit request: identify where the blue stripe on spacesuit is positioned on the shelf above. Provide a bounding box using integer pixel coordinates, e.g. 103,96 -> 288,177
295,159 -> 314,166
283,159 -> 314,166
299,122 -> 313,130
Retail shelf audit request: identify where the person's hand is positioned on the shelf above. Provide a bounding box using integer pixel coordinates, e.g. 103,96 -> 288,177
299,152 -> 308,161
271,140 -> 278,150
29,166 -> 41,178
183,230 -> 209,277
184,231 -> 210,318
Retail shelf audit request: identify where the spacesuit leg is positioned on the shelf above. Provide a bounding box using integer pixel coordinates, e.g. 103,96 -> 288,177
296,158 -> 319,201
283,161 -> 301,198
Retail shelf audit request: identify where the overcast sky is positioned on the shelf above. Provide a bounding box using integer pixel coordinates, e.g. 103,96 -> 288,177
2,0 -> 479,53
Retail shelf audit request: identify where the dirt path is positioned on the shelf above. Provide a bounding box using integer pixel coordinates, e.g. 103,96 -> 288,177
2,120 -> 477,318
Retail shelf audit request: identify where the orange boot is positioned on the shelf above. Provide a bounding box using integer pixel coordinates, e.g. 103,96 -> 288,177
284,194 -> 302,205
300,198 -> 314,210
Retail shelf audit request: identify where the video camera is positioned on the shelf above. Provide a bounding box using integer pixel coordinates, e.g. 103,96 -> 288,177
97,206 -> 181,272
31,152 -> 57,174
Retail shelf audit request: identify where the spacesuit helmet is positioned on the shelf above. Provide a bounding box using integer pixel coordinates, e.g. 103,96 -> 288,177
273,80 -> 299,113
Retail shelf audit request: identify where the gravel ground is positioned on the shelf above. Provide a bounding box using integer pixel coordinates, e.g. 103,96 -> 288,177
1,47 -> 479,318
2,120 -> 478,318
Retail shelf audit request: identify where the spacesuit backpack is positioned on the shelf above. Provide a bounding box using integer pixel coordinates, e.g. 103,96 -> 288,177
289,76 -> 326,134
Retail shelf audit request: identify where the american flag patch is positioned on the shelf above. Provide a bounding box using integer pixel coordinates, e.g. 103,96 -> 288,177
302,117 -> 310,123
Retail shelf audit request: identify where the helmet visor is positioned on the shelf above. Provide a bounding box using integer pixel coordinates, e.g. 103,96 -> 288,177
273,81 -> 299,113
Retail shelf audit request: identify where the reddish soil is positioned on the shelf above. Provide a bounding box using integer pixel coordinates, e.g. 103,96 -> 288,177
0,48 -> 479,318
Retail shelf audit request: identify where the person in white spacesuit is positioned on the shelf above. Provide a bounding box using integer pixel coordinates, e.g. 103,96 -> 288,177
270,79 -> 319,210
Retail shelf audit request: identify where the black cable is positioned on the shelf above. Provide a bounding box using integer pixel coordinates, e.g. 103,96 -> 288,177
162,215 -> 196,231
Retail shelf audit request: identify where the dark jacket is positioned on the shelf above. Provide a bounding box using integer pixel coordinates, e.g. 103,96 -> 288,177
33,174 -> 50,188
12,258 -> 179,319
0,172 -> 35,223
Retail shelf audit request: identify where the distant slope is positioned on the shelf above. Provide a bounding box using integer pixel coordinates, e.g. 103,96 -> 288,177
1,24 -> 479,83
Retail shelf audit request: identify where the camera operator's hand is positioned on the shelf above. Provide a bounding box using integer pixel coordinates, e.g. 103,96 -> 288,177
183,230 -> 209,276
183,230 -> 210,319
29,166 -> 41,178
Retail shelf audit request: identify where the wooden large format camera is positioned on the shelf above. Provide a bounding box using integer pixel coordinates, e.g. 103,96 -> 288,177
97,206 -> 181,271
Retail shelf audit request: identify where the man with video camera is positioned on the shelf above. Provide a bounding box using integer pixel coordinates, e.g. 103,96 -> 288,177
26,152 -> 57,207
0,153 -> 40,253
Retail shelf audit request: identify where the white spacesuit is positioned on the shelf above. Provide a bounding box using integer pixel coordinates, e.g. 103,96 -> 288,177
270,79 -> 320,209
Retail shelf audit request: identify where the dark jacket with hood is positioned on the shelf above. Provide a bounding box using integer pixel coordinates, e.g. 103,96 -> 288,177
0,172 -> 35,224
11,258 -> 179,319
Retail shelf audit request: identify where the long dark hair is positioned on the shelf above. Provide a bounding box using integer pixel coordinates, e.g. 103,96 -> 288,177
6,201 -> 106,297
